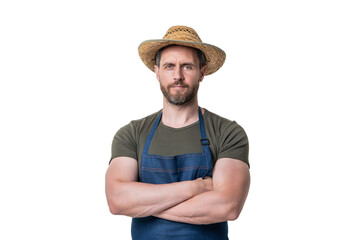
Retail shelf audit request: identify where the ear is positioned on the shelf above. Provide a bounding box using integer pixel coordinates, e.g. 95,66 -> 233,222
199,66 -> 206,82
154,65 -> 160,82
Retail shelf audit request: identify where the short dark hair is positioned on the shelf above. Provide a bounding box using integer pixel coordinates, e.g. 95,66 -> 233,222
155,45 -> 207,69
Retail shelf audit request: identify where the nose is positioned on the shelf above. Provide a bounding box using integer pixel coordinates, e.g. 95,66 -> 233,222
173,66 -> 184,81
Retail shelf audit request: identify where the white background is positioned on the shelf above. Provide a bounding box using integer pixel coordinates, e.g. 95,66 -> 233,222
1,0 -> 359,239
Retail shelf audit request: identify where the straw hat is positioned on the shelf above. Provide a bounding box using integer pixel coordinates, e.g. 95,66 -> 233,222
138,25 -> 226,76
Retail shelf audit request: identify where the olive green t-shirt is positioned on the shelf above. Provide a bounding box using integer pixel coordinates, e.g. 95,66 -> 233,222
111,108 -> 249,168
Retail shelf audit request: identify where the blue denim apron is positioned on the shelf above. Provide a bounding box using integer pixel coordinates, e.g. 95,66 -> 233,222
131,107 -> 228,240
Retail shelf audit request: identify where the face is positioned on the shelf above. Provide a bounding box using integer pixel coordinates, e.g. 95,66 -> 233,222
154,45 -> 206,106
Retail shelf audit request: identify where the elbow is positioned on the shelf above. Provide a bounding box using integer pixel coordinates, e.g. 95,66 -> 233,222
227,208 -> 241,221
225,203 -> 243,221
107,200 -> 123,215
109,206 -> 121,215
108,201 -> 133,216
106,193 -> 129,215
107,197 -> 145,218
106,185 -> 131,215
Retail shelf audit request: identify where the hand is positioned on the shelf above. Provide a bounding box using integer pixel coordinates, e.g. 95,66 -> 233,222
194,176 -> 213,193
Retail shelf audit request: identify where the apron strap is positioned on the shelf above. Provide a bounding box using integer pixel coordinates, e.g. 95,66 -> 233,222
198,107 -> 213,177
198,107 -> 208,143
142,111 -> 162,155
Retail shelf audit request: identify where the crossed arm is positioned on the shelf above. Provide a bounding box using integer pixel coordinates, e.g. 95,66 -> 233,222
105,156 -> 250,224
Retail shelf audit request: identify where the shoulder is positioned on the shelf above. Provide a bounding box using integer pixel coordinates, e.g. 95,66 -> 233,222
111,110 -> 162,161
203,108 -> 249,167
127,110 -> 161,130
115,110 -> 162,138
203,108 -> 249,152
203,108 -> 246,135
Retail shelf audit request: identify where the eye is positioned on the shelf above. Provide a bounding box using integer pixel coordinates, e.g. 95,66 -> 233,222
183,65 -> 192,70
164,64 -> 174,69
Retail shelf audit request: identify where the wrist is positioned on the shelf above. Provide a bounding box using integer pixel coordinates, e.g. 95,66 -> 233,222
192,178 -> 208,195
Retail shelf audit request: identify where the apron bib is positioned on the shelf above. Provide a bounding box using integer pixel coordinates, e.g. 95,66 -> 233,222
131,107 -> 228,240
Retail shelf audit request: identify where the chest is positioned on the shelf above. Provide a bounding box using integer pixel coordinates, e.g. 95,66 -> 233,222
148,123 -> 203,156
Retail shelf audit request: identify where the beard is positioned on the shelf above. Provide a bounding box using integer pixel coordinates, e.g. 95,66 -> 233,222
160,80 -> 199,106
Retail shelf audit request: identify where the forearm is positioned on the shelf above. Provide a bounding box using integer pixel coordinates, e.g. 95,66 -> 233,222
154,189 -> 239,225
106,178 -> 210,218
154,159 -> 251,225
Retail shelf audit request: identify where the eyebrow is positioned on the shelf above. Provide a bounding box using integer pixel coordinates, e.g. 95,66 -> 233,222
181,62 -> 196,67
162,62 -> 196,67
162,62 -> 174,67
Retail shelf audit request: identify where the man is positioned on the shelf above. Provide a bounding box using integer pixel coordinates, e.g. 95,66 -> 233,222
106,25 -> 250,240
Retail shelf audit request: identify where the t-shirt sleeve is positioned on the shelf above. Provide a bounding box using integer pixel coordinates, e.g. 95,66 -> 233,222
110,122 -> 138,163
218,121 -> 249,167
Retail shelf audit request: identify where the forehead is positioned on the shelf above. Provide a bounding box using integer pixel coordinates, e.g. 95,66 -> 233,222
160,45 -> 199,63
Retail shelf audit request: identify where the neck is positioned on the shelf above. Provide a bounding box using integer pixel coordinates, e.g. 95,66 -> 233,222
161,97 -> 200,128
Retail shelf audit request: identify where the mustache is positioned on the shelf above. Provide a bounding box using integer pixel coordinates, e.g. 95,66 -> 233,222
169,81 -> 189,88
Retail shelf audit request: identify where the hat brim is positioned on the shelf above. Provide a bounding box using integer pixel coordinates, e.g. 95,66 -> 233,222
138,39 -> 226,76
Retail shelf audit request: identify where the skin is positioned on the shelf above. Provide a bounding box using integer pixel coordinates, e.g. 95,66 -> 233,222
105,45 -> 250,224
155,45 -> 206,128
